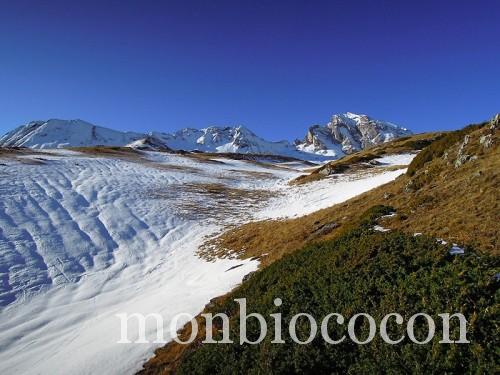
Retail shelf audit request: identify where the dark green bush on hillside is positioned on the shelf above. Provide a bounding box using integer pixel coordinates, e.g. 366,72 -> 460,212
178,210 -> 499,374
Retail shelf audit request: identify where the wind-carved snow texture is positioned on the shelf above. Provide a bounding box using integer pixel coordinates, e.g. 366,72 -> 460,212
0,153 -> 286,307
1,158 -> 160,305
0,150 -> 415,375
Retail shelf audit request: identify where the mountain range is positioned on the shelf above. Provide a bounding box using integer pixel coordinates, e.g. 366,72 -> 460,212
0,113 -> 411,160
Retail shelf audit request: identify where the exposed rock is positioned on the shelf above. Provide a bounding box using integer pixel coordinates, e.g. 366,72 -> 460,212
480,134 -> 493,148
491,113 -> 499,129
454,154 -> 469,168
454,134 -> 472,168
318,165 -> 334,176
404,179 -> 416,193
383,192 -> 393,200
312,222 -> 339,236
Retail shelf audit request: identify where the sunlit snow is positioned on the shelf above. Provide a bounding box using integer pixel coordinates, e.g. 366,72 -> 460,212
0,150 -> 414,374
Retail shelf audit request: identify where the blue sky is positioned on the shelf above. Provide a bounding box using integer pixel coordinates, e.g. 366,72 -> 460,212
0,0 -> 499,140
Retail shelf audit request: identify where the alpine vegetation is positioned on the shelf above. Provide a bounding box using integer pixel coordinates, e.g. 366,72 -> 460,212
117,298 -> 470,346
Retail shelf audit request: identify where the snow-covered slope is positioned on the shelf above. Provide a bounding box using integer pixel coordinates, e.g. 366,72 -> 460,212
0,149 -> 415,374
0,151 -> 273,375
1,113 -> 411,160
296,112 -> 412,157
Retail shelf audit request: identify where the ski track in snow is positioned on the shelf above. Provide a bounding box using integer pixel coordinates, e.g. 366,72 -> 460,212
0,151 -> 415,374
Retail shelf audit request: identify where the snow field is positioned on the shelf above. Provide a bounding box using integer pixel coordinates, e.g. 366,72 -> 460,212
0,150 -> 414,374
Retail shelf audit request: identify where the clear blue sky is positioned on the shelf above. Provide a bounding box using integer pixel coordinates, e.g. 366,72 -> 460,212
1,0 -> 499,140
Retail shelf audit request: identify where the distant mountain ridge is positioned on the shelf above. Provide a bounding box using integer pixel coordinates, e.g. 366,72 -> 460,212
0,113 -> 412,160
150,126 -> 298,155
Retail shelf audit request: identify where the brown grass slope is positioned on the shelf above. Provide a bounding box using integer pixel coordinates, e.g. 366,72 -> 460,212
0,147 -> 52,164
202,116 -> 499,266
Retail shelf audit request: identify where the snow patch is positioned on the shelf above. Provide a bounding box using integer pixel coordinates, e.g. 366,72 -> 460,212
449,244 -> 465,255
256,169 -> 408,219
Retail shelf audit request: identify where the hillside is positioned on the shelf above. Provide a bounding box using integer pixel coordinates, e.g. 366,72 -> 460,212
201,115 -> 499,262
0,139 -> 410,374
139,115 -> 499,374
171,221 -> 498,374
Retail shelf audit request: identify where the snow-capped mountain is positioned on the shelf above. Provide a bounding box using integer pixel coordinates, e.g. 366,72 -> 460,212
0,113 -> 411,159
295,112 -> 412,157
0,119 -> 144,149
151,126 -> 298,155
0,119 -> 301,156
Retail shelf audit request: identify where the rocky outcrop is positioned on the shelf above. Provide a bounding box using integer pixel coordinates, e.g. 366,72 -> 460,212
296,112 -> 412,157
454,114 -> 498,168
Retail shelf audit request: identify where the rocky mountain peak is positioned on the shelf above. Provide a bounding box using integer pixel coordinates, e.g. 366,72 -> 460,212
297,112 -> 411,156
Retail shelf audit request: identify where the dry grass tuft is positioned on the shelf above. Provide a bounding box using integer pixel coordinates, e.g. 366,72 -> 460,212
0,147 -> 52,165
151,182 -> 276,222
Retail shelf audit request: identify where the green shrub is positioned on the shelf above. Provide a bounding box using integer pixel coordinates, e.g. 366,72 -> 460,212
178,210 -> 499,374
